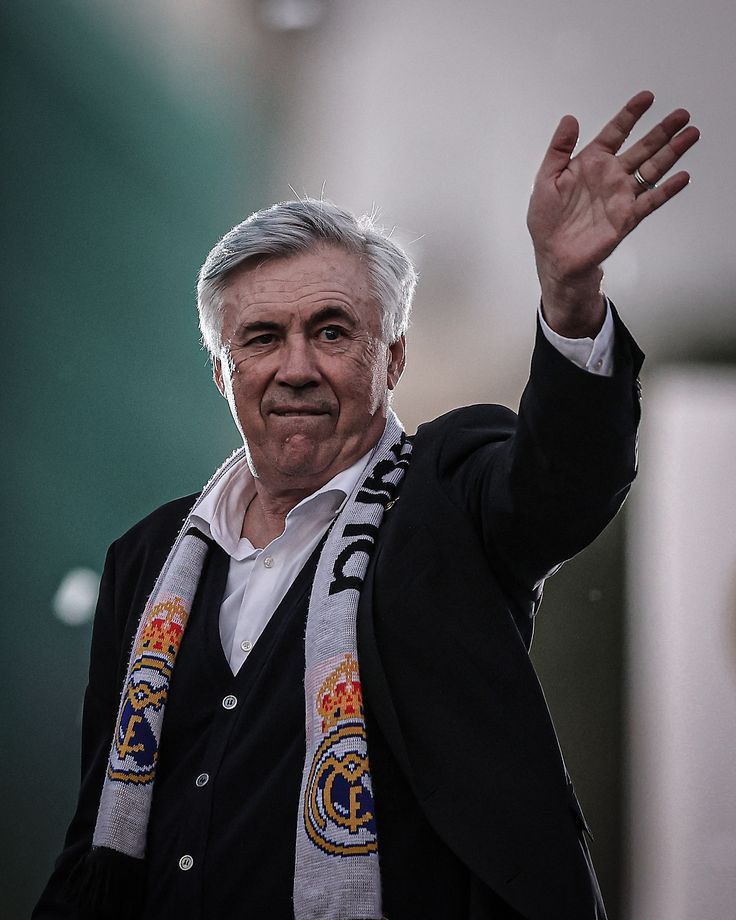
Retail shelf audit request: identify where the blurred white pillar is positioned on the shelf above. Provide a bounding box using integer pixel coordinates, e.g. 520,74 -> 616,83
627,368 -> 736,920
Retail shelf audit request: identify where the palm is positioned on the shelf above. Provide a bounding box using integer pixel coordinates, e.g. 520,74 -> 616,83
528,92 -> 699,286
535,150 -> 641,270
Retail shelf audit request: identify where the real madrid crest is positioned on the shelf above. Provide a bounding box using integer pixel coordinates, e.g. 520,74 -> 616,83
108,597 -> 188,784
303,653 -> 377,856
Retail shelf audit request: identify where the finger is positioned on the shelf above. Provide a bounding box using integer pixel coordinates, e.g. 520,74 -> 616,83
590,90 -> 655,155
536,114 -> 580,180
619,109 -> 693,172
632,170 -> 691,222
631,124 -> 700,188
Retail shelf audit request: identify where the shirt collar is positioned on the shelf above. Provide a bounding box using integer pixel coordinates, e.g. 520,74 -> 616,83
190,438 -> 379,556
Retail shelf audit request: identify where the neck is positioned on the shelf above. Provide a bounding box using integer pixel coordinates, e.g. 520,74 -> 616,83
241,485 -> 313,547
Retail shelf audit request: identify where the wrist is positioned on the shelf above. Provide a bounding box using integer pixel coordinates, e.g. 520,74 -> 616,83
538,270 -> 606,338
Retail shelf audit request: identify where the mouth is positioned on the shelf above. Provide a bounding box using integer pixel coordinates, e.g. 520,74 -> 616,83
269,408 -> 330,417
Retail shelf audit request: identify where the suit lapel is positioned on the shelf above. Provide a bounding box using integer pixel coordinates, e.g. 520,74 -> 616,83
357,527 -> 414,784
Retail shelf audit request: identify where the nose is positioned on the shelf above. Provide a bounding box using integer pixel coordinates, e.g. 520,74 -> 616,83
273,334 -> 321,388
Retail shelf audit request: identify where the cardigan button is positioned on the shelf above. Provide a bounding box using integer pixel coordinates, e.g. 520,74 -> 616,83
195,773 -> 209,787
179,854 -> 194,871
222,694 -> 238,710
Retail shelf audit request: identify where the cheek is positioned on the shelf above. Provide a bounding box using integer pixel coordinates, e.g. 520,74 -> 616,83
341,345 -> 388,413
225,366 -> 261,418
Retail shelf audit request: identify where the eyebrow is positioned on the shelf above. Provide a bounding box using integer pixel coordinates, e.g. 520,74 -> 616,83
307,306 -> 357,329
233,319 -> 282,339
232,305 -> 357,340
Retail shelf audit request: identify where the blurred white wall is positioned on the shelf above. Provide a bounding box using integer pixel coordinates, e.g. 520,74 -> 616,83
270,0 -> 733,426
627,369 -> 736,920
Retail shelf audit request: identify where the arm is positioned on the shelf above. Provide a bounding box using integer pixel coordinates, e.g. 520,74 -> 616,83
443,94 -> 697,614
33,545 -> 125,918
33,497 -> 193,917
439,307 -> 642,604
499,91 -> 698,579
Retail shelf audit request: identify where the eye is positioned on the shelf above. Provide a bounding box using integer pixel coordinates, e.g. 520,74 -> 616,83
246,333 -> 277,347
319,325 -> 344,342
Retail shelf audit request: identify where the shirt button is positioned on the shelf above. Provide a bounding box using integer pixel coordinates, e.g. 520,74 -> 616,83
222,694 -> 238,710
195,772 -> 209,787
263,555 -> 274,568
240,639 -> 253,653
179,854 -> 194,871
594,359 -> 603,370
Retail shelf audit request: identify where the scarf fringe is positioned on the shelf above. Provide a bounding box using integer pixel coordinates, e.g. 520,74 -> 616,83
66,846 -> 145,919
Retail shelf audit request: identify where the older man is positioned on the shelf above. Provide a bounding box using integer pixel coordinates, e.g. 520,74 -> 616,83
35,92 -> 698,920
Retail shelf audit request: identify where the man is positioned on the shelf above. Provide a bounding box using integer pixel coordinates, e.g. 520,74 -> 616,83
35,92 -> 698,919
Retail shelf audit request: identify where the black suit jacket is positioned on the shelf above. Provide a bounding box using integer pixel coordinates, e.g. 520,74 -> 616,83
358,315 -> 643,918
35,314 -> 643,919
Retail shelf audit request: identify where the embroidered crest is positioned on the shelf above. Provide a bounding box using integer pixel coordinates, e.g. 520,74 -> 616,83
304,654 -> 377,856
108,597 -> 189,783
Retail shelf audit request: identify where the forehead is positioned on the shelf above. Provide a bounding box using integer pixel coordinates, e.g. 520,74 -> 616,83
221,245 -> 377,328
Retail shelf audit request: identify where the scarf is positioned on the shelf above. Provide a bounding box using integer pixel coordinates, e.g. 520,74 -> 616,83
81,410 -> 411,920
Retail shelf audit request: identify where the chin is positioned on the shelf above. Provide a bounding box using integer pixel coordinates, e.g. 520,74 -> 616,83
274,444 -> 330,479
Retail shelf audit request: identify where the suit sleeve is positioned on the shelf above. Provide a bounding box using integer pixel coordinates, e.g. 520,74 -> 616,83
442,306 -> 644,598
32,543 -> 127,919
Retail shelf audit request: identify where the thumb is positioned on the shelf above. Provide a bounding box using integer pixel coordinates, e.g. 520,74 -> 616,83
536,114 -> 579,180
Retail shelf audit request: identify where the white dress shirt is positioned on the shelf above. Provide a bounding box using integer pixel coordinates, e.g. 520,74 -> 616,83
191,450 -> 374,674
538,299 -> 615,377
192,300 -> 616,674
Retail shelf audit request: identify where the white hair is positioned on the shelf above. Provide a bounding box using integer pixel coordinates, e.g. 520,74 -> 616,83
197,198 -> 417,357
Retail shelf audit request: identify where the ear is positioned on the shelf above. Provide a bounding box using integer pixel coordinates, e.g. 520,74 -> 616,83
387,336 -> 406,391
213,357 -> 226,398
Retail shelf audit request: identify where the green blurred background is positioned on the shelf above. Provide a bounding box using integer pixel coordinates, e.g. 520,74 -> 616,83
2,3 -> 268,913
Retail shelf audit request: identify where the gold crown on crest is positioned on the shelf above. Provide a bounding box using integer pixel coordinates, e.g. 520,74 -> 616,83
317,653 -> 364,732
137,597 -> 188,659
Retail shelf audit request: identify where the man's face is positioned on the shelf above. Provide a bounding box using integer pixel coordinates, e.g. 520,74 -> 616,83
214,245 -> 405,497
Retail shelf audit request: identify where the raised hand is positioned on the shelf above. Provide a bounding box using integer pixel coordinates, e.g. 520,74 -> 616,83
527,91 -> 699,337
